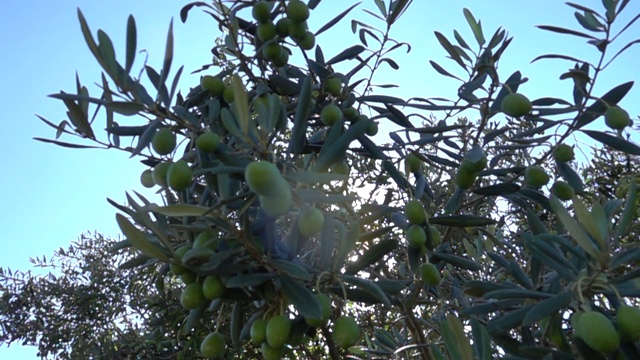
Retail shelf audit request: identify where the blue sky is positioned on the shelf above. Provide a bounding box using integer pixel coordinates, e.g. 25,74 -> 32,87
1,0 -> 639,358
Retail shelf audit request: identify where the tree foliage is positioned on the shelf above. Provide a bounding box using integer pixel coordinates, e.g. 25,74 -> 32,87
5,0 -> 640,359
0,233 -> 196,359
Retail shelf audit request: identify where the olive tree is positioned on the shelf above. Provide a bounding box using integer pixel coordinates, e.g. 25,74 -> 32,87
14,0 -> 640,359
0,233 -> 194,359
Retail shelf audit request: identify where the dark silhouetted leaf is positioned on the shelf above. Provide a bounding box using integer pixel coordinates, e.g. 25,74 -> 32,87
582,130 -> 640,155
463,8 -> 485,47
462,299 -> 522,316
429,215 -> 496,227
556,161 -> 585,193
269,259 -> 312,281
326,45 -> 365,65
550,196 -> 600,260
115,214 -> 169,262
106,125 -> 147,136
434,31 -> 466,68
431,253 -> 482,271
340,274 -> 392,306
490,71 -> 522,114
574,81 -> 633,128
125,15 -> 136,74
522,291 -> 575,325
105,101 -> 145,115
118,254 -> 151,269
315,119 -> 372,171
345,239 -> 398,274
441,313 -> 474,360
287,76 -> 312,156
381,58 -> 399,69
483,127 -> 511,145
316,2 -> 360,36
471,318 -> 493,360
387,0 -> 412,25
430,60 -> 463,81
226,273 -> 274,288
359,95 -> 404,103
484,287 -> 553,300
280,276 -> 322,319
473,183 -> 520,196
536,25 -> 597,39
33,137 -> 101,149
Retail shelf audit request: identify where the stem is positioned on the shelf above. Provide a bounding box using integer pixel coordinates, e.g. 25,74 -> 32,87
320,325 -> 341,360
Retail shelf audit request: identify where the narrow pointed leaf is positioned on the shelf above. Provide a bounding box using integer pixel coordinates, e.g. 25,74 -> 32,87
125,15 -> 137,74
463,8 -> 485,46
536,25 -> 598,39
522,291 -> 575,325
269,259 -> 312,281
549,196 -> 600,259
434,31 -> 466,68
287,76 -> 311,156
326,45 -> 365,65
340,274 -> 392,306
613,178 -> 638,240
441,314 -> 474,360
33,137 -> 101,149
345,239 -> 398,274
431,253 -> 483,271
316,2 -> 360,36
429,215 -> 496,227
582,130 -> 640,155
148,204 -> 212,217
115,213 -> 170,262
280,276 -> 323,319
430,60 -> 463,81
574,81 -> 633,128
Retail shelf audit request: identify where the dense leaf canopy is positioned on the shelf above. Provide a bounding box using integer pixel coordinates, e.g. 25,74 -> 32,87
4,0 -> 640,359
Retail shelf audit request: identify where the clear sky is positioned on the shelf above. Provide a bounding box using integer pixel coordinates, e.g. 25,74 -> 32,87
1,0 -> 639,358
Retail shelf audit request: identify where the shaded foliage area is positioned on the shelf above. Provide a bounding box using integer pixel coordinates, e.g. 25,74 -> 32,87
0,233 -> 200,359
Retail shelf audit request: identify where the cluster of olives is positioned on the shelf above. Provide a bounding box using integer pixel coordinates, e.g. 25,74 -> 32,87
250,314 -> 292,359
501,90 -> 632,131
318,96 -> 378,138
524,165 -> 577,200
253,0 -> 314,67
572,304 -> 640,354
249,300 -> 359,359
404,200 -> 440,250
140,127 -> 221,192
169,232 -> 228,358
522,144 -> 577,199
245,160 -> 293,218
403,199 -> 442,285
245,160 -> 329,235
549,143 -> 576,200
170,232 -> 227,303
454,152 -> 487,190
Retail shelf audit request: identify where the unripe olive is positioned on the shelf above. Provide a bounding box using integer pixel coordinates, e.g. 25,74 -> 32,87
405,153 -> 421,173
605,106 -> 630,130
524,166 -> 549,188
577,311 -> 620,353
617,305 -> 640,342
553,144 -> 574,162
405,200 -> 426,225
501,93 -> 532,117
151,128 -> 176,155
286,0 -> 310,23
